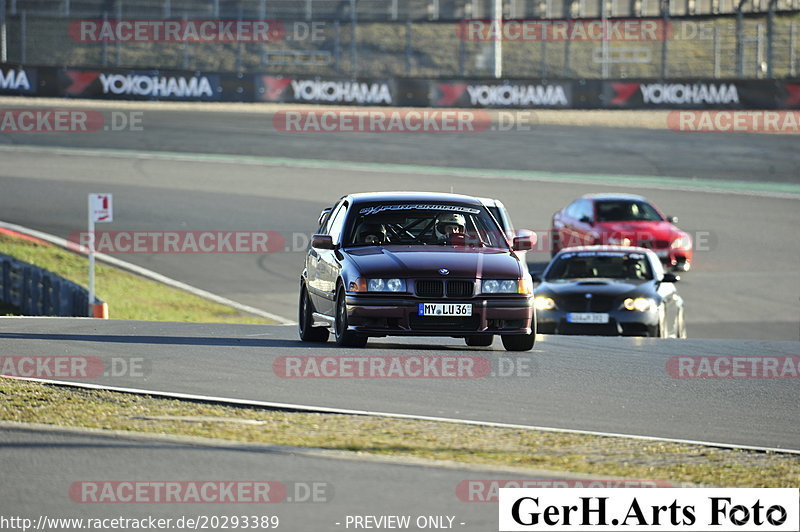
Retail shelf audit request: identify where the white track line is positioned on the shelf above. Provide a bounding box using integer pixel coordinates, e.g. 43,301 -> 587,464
0,220 -> 295,325
9,376 -> 800,456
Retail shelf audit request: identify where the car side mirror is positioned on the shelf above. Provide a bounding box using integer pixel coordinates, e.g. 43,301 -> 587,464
667,215 -> 678,224
579,216 -> 593,225
661,272 -> 680,283
311,234 -> 334,250
513,236 -> 535,251
513,230 -> 537,251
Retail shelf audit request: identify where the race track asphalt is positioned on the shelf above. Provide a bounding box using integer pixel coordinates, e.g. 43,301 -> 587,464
2,318 -> 798,450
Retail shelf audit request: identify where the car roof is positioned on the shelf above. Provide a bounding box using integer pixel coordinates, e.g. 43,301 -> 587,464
581,193 -> 648,202
347,192 -> 484,206
558,245 -> 657,256
475,197 -> 503,208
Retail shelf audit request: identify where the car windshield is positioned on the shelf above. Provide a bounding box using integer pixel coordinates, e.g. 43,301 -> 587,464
344,203 -> 508,249
545,252 -> 654,281
595,200 -> 664,222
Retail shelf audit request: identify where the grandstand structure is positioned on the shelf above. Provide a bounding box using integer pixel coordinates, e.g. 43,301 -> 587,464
1,0 -> 798,78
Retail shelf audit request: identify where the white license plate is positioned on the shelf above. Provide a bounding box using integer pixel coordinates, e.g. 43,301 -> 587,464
655,249 -> 669,258
567,312 -> 610,324
418,303 -> 472,316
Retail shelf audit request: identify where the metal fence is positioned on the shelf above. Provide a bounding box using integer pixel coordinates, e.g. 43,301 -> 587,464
0,253 -> 100,317
6,0 -> 800,20
2,0 -> 798,77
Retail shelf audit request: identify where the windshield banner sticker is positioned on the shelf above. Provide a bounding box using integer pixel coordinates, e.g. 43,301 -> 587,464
359,204 -> 481,216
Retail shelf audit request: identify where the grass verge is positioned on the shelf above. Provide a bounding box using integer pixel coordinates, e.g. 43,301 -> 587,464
2,378 -> 798,487
0,232 -> 274,324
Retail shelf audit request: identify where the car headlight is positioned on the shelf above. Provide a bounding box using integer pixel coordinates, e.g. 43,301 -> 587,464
482,279 -> 528,294
367,278 -> 406,292
623,297 -> 654,312
671,234 -> 692,250
534,296 -> 556,310
607,237 -> 631,246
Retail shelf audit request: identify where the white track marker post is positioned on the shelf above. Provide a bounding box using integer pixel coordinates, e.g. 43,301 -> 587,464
88,194 -> 112,316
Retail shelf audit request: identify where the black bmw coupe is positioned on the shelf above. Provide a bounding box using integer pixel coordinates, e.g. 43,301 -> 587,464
534,246 -> 686,338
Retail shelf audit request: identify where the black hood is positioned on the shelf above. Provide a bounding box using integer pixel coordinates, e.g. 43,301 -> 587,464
536,278 -> 656,299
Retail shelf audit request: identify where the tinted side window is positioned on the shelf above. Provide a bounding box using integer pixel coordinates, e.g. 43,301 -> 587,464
322,202 -> 344,234
327,202 -> 349,244
565,201 -> 580,219
650,254 -> 665,280
495,203 -> 514,232
317,208 -> 333,232
488,206 -> 505,231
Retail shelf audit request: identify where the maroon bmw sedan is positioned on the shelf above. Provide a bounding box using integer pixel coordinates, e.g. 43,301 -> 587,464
299,192 -> 537,351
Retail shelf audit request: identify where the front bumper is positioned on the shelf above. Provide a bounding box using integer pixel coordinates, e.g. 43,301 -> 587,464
536,308 -> 659,337
344,294 -> 534,337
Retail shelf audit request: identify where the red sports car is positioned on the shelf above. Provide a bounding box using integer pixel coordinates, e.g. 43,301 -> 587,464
550,193 -> 692,271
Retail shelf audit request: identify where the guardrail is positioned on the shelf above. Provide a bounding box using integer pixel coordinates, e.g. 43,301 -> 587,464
0,253 -> 107,318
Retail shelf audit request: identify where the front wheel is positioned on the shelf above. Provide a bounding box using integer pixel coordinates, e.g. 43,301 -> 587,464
334,288 -> 367,348
502,333 -> 535,351
674,260 -> 691,272
299,284 -> 329,343
677,308 -> 687,339
650,306 -> 668,338
465,335 -> 493,347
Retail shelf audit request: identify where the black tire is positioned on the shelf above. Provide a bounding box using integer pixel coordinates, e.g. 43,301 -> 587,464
465,335 -> 493,347
650,307 -> 668,338
334,288 -> 367,348
502,332 -> 535,351
674,260 -> 691,272
298,283 -> 329,343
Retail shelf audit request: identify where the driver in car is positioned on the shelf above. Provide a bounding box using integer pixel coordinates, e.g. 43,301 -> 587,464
434,213 -> 466,245
357,223 -> 387,245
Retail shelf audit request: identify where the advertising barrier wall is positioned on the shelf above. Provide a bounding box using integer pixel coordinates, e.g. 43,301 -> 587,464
1,63 -> 798,109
